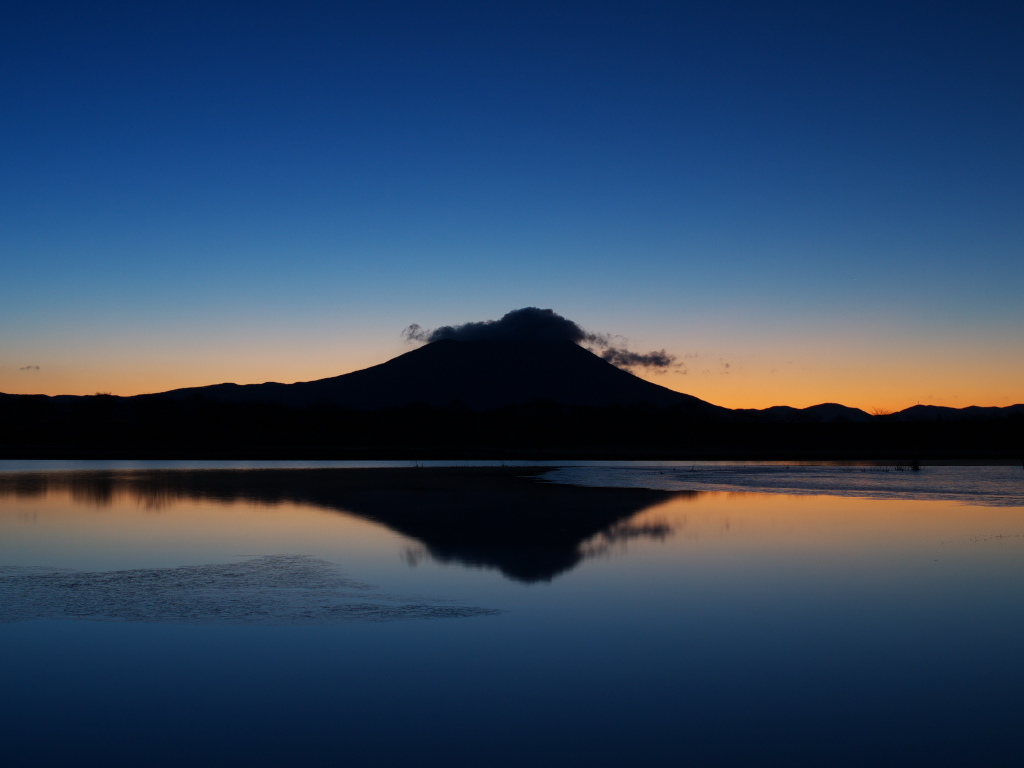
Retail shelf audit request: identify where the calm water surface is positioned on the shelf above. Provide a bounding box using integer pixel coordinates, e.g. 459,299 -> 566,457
1,462 -> 1022,767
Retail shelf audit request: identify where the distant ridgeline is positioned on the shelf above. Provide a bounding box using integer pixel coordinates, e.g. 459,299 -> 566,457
2,339 -> 1021,459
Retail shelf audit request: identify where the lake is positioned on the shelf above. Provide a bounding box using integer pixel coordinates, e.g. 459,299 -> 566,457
1,461 -> 1022,767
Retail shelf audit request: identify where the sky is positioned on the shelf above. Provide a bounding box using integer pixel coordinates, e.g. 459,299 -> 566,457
1,0 -> 1022,411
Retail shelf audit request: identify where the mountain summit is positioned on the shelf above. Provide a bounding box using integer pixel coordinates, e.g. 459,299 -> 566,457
154,339 -> 721,413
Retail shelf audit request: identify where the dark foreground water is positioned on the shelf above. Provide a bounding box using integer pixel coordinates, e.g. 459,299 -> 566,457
1,461 -> 1022,767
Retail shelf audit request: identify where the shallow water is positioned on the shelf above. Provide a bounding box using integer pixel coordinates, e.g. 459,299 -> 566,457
1,463 -> 1023,767
546,462 -> 1024,506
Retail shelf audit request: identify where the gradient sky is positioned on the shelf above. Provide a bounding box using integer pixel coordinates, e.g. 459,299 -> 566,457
2,1 -> 1022,411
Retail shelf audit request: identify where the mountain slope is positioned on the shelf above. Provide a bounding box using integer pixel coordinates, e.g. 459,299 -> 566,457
148,339 -> 723,412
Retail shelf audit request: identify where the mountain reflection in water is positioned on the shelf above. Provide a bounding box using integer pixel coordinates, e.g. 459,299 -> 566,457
0,467 -> 688,582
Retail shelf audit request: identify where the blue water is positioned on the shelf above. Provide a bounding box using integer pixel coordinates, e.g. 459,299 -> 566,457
1,463 -> 1023,767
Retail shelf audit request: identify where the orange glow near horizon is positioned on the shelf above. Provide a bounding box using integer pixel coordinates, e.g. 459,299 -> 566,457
2,333 -> 1021,414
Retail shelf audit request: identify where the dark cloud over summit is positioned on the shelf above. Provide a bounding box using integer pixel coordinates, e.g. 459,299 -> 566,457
403,307 -> 594,345
403,308 -> 678,372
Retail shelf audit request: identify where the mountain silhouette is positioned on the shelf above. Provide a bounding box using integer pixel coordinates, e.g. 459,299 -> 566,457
2,338 -> 1022,461
149,339 -> 724,413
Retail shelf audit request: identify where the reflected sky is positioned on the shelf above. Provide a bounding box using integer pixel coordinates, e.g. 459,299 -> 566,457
2,466 -> 1022,583
0,468 -> 681,581
2,465 -> 1024,766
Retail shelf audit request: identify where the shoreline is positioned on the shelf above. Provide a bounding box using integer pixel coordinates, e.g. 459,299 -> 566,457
0,452 -> 1020,466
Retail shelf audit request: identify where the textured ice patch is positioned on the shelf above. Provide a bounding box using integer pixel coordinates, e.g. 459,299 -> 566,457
0,555 -> 502,625
544,464 -> 1024,507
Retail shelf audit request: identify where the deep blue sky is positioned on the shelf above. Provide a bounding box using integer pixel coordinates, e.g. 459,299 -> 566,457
2,1 -> 1022,408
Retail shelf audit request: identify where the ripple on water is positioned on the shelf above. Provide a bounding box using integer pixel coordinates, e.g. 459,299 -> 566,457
0,555 -> 503,625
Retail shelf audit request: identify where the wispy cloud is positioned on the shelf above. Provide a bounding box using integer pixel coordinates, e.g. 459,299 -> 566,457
600,347 -> 679,372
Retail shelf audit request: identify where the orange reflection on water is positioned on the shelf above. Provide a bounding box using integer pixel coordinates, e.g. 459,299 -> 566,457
3,474 -> 1023,583
0,486 -> 397,573
586,491 -> 1024,567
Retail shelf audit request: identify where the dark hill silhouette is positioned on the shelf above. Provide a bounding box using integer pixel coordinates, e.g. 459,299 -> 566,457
734,403 -> 874,423
147,339 -> 725,414
889,404 -> 1024,421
